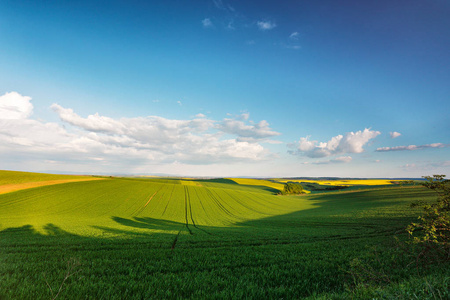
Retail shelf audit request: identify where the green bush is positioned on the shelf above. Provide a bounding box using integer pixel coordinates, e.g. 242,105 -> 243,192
280,182 -> 304,195
407,175 -> 450,260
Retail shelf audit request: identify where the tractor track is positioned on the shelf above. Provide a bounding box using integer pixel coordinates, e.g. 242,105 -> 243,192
134,185 -> 164,217
188,187 -> 212,235
184,186 -> 193,235
161,184 -> 175,217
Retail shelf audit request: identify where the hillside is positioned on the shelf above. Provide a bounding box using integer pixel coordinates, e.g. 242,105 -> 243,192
0,172 -> 448,299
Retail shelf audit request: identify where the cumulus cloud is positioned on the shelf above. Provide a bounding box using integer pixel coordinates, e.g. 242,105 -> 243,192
376,143 -> 448,152
202,18 -> 213,28
1,92 -> 279,169
390,131 -> 401,139
257,21 -> 276,31
0,91 -> 33,119
290,129 -> 381,158
217,113 -> 280,142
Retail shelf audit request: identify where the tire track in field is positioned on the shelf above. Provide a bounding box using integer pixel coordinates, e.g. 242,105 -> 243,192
221,189 -> 268,216
184,186 -> 193,235
204,188 -> 243,223
146,187 -> 168,215
134,185 -> 164,217
171,229 -> 183,251
161,184 -> 175,217
192,188 -> 208,216
188,187 -> 212,235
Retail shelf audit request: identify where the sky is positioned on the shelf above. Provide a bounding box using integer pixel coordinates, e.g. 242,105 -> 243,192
0,0 -> 449,178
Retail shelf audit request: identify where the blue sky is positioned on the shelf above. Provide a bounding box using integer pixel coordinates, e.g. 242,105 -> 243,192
0,0 -> 449,177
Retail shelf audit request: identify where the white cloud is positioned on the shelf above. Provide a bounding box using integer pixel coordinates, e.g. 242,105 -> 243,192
217,113 -> 280,142
289,32 -> 299,40
1,93 -> 278,170
239,112 -> 249,120
390,131 -> 401,139
257,21 -> 276,31
376,143 -> 448,152
311,156 -> 353,165
333,156 -> 353,163
202,18 -> 213,28
290,128 -> 381,158
0,91 -> 33,119
195,113 -> 206,118
177,100 -> 182,106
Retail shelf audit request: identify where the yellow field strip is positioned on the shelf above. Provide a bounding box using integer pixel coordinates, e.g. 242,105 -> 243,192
277,179 -> 396,186
226,178 -> 285,191
0,177 -> 105,195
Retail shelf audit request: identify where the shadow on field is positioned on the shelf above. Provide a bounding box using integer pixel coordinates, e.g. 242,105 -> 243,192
194,178 -> 281,194
194,178 -> 238,185
0,223 -> 81,240
108,216 -> 214,236
235,187 -> 433,239
112,216 -> 183,230
0,187 -> 431,244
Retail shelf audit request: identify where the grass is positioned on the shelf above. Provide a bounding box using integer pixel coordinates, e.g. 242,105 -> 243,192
0,171 -> 448,299
0,170 -> 97,185
226,178 -> 285,192
0,170 -> 102,195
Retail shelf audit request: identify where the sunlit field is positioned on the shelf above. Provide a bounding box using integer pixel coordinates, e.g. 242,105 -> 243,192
277,178 -> 398,186
0,171 -> 448,299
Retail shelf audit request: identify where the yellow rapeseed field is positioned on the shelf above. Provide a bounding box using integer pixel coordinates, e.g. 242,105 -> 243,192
277,179 -> 396,186
227,178 -> 285,192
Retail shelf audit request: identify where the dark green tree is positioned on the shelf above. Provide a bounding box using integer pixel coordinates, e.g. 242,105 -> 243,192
281,183 -> 304,195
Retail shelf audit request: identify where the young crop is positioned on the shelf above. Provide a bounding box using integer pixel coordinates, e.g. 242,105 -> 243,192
0,173 -> 447,299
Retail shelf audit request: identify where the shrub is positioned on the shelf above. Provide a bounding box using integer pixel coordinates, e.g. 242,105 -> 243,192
280,182 -> 304,195
406,175 -> 450,260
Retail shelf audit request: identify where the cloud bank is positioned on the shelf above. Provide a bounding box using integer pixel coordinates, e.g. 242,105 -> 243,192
308,156 -> 353,165
0,92 -> 280,169
290,128 -> 381,158
376,143 -> 448,152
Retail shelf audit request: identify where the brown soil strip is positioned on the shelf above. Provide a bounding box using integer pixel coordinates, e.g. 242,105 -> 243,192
144,191 -> 158,208
0,177 -> 105,195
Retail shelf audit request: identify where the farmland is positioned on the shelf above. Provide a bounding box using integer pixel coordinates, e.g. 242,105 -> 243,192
0,171 -> 449,299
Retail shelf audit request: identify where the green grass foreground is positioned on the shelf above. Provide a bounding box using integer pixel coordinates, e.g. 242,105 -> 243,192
0,173 -> 449,299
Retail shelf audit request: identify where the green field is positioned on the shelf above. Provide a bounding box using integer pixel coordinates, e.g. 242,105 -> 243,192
0,171 -> 448,299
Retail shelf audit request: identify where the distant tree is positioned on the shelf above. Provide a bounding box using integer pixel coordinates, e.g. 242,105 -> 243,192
398,180 -> 414,187
280,183 -> 304,195
406,175 -> 450,260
